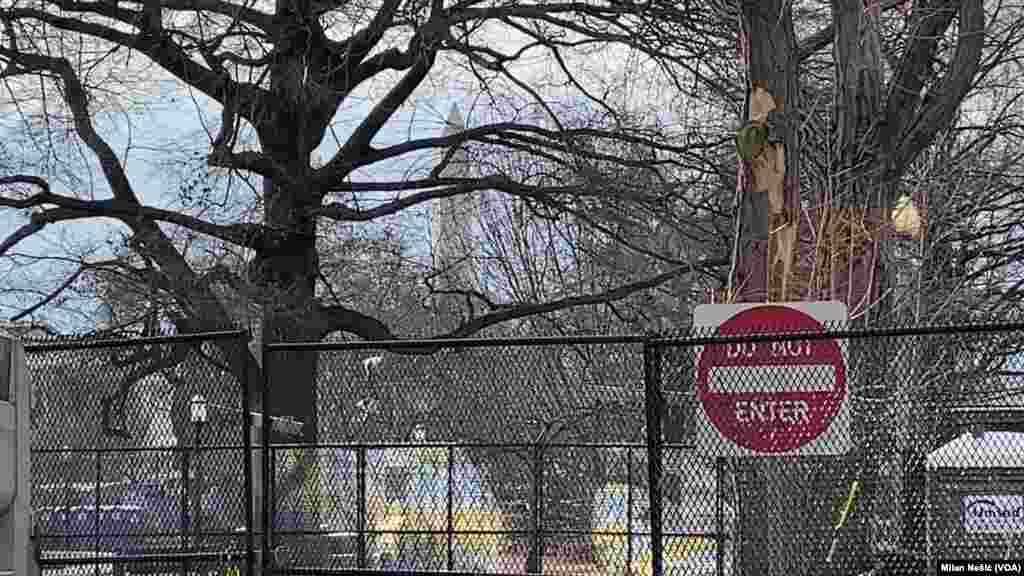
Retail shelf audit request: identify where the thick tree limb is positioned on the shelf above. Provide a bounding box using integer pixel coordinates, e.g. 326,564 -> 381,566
320,121 -> 710,188
0,221 -> 46,257
448,3 -> 659,25
206,149 -> 292,182
441,260 -> 725,338
0,175 -> 50,192
321,258 -> 728,342
336,33 -> 439,162
0,54 -> 272,253
126,0 -> 277,33
891,0 -> 985,178
797,0 -> 906,61
0,189 -> 272,252
315,177 -> 596,221
5,7 -> 269,119
323,0 -> 402,92
0,47 -> 140,203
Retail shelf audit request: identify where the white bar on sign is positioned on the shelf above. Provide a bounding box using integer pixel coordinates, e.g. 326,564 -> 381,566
708,365 -> 835,394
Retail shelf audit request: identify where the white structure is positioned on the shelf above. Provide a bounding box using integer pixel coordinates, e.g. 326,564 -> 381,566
926,430 -> 1024,469
1,337 -> 38,575
430,105 -> 482,299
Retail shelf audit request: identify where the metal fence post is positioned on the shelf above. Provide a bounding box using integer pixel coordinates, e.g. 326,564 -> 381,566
530,443 -> 545,574
93,452 -> 101,576
716,456 -> 724,576
180,445 -> 190,576
643,339 -> 664,576
446,445 -> 454,571
627,447 -> 633,570
356,446 -> 367,569
260,344 -> 272,575
193,421 -> 204,556
241,333 -> 256,576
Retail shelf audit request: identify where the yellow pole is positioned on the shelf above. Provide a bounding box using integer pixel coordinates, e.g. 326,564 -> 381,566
826,480 -> 861,564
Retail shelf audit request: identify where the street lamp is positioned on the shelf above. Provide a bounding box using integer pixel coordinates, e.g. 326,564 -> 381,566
190,395 -> 207,556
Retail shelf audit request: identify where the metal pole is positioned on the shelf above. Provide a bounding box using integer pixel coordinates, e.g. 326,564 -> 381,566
61,449 -> 71,551
643,340 -> 664,576
716,456 -> 724,576
193,421 -> 204,557
356,446 -> 367,569
181,445 -> 190,576
94,452 -> 101,576
627,447 -> 633,570
241,333 -> 256,576
925,471 -> 932,575
261,343 -> 272,575
530,444 -> 545,575
447,445 -> 454,571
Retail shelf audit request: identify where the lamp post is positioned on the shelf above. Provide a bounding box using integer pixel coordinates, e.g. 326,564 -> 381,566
190,395 -> 207,558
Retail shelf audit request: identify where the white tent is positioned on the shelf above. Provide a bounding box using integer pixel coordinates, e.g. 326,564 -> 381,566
926,431 -> 1024,469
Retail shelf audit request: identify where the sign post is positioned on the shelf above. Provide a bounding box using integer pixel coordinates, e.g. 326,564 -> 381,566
693,302 -> 851,456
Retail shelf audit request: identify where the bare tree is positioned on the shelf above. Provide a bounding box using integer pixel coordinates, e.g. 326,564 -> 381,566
0,0 -> 727,441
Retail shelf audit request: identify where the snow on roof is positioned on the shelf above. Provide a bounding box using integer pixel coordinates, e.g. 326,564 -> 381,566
926,431 -> 1024,469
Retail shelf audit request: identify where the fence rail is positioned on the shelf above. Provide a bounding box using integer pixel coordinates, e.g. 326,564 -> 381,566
21,321 -> 1024,575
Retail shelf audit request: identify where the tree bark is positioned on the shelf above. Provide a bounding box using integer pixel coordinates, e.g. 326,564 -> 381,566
732,4 -> 840,576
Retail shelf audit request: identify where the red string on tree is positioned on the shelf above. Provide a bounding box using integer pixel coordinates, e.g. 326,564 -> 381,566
737,30 -> 749,68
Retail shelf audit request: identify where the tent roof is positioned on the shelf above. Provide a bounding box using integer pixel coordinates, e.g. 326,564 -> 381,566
926,431 -> 1024,469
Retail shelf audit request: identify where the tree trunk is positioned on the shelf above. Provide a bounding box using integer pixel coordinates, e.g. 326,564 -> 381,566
828,2 -> 892,573
730,1 -> 895,574
732,4 -> 840,576
256,0 -> 337,526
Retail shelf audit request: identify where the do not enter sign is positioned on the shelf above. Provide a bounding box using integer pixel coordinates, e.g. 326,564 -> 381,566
693,302 -> 851,456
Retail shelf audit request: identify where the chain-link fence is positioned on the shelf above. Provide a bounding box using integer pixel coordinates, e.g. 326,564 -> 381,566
264,322 -> 1024,576
262,336 -> 655,576
21,320 -> 1024,576
25,330 -> 255,576
650,320 -> 1024,576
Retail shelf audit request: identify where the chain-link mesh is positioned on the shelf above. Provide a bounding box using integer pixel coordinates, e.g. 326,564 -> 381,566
653,321 -> 1024,576
265,322 -> 1024,576
264,339 -> 647,575
25,331 -> 254,576
20,322 -> 1024,576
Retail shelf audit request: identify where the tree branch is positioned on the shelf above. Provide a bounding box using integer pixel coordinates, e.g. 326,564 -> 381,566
891,0 -> 985,178
315,176 -> 592,221
5,7 -> 269,119
11,266 -> 87,321
0,221 -> 46,257
323,0 -> 402,92
206,148 -> 291,182
128,0 -> 277,33
321,258 -> 728,342
440,261 -> 725,339
336,38 -> 439,161
319,120 -> 712,188
0,175 -> 50,192
796,0 -> 909,61
0,47 -> 140,203
0,189 -> 272,253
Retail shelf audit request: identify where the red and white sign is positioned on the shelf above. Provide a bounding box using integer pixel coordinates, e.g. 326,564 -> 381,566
693,302 -> 850,456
